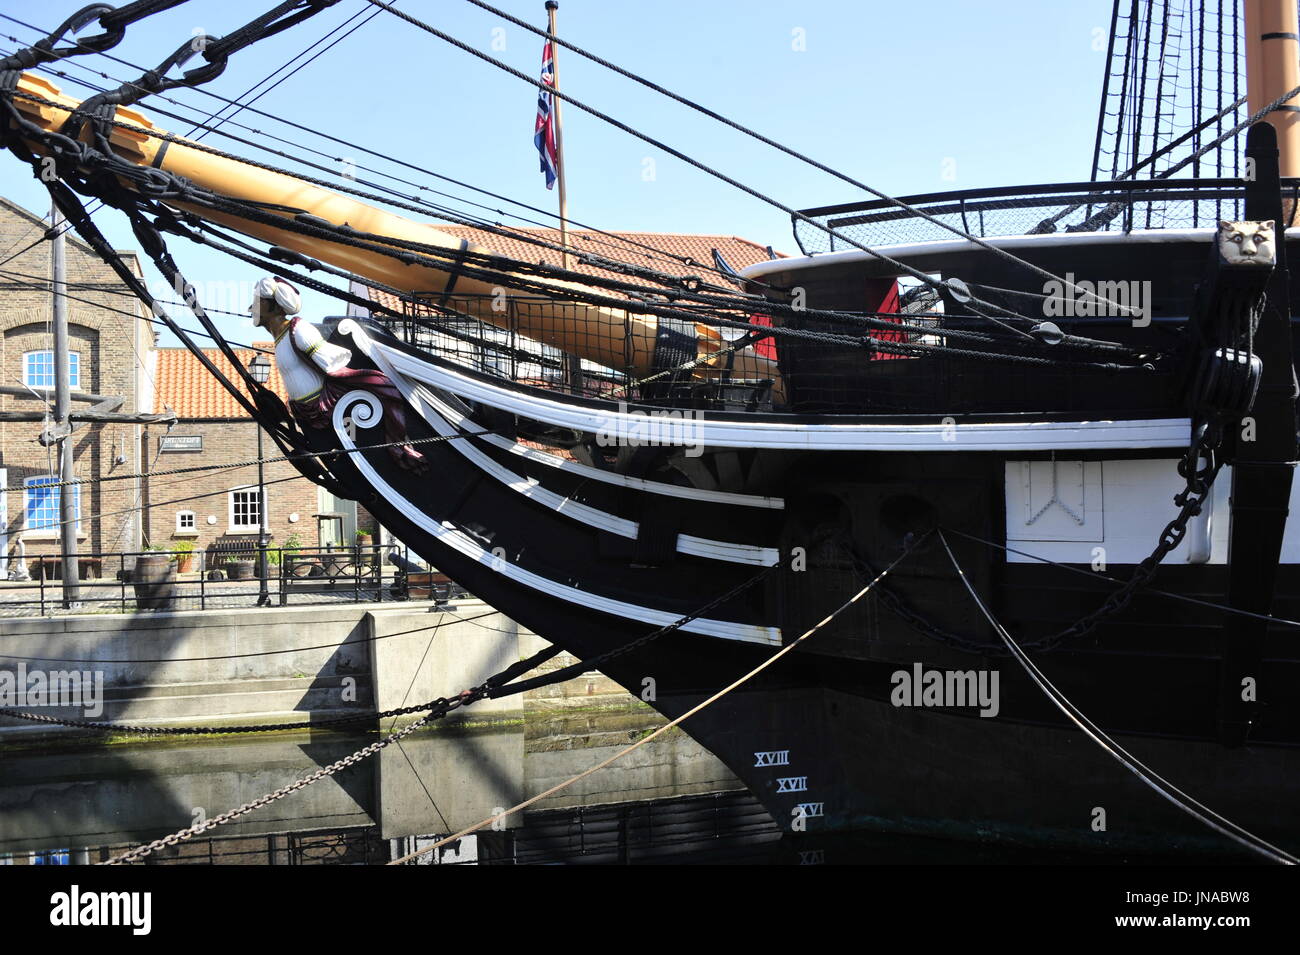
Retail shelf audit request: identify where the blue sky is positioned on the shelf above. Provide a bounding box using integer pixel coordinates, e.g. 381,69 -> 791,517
0,0 -> 1114,348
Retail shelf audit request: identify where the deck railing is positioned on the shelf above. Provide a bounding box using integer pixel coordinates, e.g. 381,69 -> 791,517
792,177 -> 1300,255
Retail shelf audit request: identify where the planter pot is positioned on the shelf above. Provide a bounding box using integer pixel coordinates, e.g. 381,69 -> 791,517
132,554 -> 176,610
226,559 -> 255,580
175,555 -> 194,574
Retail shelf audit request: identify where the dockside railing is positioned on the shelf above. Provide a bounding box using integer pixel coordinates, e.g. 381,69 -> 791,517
0,544 -> 470,617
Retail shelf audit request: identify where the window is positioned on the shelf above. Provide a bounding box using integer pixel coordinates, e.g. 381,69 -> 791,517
23,350 -> 80,389
228,487 -> 265,532
23,477 -> 80,533
176,510 -> 196,532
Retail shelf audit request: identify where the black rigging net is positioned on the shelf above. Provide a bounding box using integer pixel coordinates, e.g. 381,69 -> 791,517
1091,0 -> 1254,233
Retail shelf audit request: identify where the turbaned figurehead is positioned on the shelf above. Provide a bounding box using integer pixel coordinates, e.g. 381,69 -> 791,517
249,277 -> 426,472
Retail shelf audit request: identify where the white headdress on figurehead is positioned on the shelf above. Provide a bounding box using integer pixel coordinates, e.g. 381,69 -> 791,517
250,276 -> 302,319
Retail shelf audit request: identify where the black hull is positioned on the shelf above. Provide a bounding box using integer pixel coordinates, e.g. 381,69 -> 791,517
301,319 -> 1300,855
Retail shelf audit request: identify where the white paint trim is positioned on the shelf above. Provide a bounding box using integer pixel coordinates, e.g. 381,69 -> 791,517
339,321 -> 784,509
740,227 -> 1225,281
343,323 -> 1190,453
406,383 -> 778,565
347,324 -> 776,565
330,390 -> 782,646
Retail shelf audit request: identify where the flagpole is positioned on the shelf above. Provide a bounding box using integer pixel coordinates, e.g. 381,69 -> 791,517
546,0 -> 580,391
546,1 -> 570,270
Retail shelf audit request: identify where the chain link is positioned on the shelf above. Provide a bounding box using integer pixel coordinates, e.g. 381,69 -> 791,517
103,700 -> 449,864
82,567 -> 771,861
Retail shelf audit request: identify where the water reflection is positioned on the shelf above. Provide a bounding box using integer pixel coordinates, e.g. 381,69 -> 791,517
0,706 -> 1255,865
0,704 -> 765,865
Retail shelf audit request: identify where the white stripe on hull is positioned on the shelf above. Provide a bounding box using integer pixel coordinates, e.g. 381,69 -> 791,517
343,323 -> 1190,452
330,389 -> 782,647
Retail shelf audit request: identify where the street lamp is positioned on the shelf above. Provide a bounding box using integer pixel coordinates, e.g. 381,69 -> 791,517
249,354 -> 272,607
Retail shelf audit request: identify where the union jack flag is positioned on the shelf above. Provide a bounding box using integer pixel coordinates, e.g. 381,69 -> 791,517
534,39 -> 559,190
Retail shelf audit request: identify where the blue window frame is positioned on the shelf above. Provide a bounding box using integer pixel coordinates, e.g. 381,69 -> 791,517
24,477 -> 80,532
23,350 -> 80,389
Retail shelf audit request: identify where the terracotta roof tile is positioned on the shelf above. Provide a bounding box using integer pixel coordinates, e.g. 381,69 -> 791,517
363,226 -> 782,314
157,231 -> 781,416
154,344 -> 286,418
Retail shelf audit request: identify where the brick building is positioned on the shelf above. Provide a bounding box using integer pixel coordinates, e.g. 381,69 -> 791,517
0,196 -> 155,571
3,205 -> 782,575
146,345 -> 374,560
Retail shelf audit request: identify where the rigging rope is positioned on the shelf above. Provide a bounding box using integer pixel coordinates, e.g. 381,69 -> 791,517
941,526 -> 1300,630
459,0 -> 1143,310
936,529 -> 1298,866
3,13 -> 1162,377
95,565 -> 774,861
387,534 -> 923,865
363,0 -> 1077,331
1,11 -> 762,294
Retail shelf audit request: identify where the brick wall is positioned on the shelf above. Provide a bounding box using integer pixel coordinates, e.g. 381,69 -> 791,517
0,197 -> 151,561
142,419 -> 325,560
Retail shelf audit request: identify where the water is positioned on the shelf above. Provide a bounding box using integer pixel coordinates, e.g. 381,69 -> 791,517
0,706 -> 1256,866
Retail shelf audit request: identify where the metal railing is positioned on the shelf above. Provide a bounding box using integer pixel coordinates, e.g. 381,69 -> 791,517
0,544 -> 470,617
793,177 -> 1300,254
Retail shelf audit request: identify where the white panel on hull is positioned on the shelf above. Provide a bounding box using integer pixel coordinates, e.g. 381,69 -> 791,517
1005,459 -> 1234,565
1006,459 -> 1103,543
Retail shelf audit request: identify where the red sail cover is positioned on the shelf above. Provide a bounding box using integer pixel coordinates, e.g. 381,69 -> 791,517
748,277 -> 904,363
866,277 -> 906,360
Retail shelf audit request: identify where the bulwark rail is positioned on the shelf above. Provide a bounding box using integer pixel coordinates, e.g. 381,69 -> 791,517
793,177 -> 1300,254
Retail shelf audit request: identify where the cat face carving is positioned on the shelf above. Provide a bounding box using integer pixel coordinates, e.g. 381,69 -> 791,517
1218,220 -> 1276,266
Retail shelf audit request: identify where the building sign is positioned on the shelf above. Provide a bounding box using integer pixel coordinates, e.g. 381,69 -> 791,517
160,435 -> 203,453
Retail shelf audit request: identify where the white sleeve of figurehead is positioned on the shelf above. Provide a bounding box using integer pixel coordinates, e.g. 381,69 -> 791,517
292,320 -> 350,374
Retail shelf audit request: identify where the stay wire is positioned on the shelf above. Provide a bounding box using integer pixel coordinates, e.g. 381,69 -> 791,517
387,533 -> 924,864
937,528 -> 1297,866
0,12 -> 762,294
458,0 -> 1140,316
942,525 -> 1300,630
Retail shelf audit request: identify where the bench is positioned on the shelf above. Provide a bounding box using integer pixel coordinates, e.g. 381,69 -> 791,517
206,535 -> 263,572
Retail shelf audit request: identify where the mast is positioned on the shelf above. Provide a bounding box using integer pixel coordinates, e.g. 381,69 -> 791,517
1243,0 -> 1300,178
